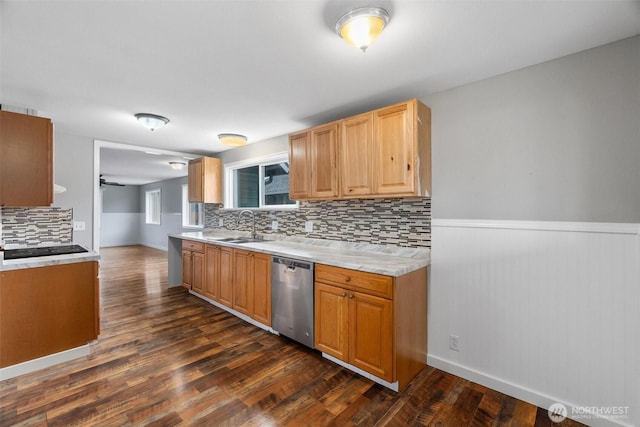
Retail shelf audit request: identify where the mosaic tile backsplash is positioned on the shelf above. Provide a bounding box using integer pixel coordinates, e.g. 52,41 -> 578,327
205,198 -> 431,248
0,207 -> 73,246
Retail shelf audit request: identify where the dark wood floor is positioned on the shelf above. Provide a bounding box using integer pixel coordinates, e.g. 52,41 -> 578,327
0,245 -> 584,426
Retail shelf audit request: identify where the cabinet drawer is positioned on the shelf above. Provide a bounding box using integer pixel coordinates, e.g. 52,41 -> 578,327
182,240 -> 204,252
316,264 -> 393,299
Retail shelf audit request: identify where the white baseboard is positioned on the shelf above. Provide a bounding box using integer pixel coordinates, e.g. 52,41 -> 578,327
189,291 -> 276,334
141,243 -> 168,251
0,345 -> 91,381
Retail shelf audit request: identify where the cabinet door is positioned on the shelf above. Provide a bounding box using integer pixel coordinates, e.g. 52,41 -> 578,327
188,158 -> 203,203
348,291 -> 394,382
341,113 -> 374,197
191,251 -> 205,295
0,262 -> 98,368
252,252 -> 271,326
0,111 -> 53,206
314,283 -> 349,361
310,122 -> 339,198
204,245 -> 220,301
288,131 -> 310,199
232,249 -> 254,316
218,247 -> 233,308
374,101 -> 415,195
181,250 -> 192,290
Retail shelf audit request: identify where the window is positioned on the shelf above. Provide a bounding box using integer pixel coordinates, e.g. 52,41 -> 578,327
225,152 -> 296,209
145,189 -> 161,224
182,184 -> 204,228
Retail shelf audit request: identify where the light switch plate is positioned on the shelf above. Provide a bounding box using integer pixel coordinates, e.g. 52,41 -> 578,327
73,221 -> 86,231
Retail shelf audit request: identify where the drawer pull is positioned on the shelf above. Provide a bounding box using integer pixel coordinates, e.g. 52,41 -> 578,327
345,276 -> 351,282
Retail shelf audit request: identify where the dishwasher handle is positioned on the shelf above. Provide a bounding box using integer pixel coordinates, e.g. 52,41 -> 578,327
272,256 -> 314,271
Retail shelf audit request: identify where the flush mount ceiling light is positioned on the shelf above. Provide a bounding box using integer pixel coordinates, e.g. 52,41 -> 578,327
134,113 -> 169,131
218,133 -> 248,147
335,6 -> 389,52
168,161 -> 186,170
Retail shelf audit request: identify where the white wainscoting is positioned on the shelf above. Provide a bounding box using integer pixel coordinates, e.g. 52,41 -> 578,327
429,219 -> 639,427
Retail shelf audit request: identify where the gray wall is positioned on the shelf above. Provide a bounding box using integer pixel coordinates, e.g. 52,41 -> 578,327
138,176 -> 188,250
100,184 -> 141,247
53,132 -> 94,248
102,185 -> 140,213
423,35 -> 640,223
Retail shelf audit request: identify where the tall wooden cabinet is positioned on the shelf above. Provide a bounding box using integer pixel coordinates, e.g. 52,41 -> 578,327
0,110 -> 53,207
188,156 -> 222,203
288,99 -> 431,201
314,263 -> 427,390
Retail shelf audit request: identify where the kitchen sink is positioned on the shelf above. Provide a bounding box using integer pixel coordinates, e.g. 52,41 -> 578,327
206,236 -> 265,244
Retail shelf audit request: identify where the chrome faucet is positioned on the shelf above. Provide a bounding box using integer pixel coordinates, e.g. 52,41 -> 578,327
238,209 -> 257,239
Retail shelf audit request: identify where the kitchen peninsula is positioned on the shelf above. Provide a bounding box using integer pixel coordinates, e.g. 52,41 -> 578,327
0,248 -> 100,380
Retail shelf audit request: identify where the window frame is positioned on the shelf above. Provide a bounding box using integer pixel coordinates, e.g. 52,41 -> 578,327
181,184 -> 204,229
224,152 -> 298,210
145,188 -> 161,225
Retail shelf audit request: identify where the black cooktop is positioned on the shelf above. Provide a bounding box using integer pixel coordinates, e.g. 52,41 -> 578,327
3,245 -> 88,260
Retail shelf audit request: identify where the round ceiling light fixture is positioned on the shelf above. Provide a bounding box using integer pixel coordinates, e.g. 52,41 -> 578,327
335,7 -> 390,52
135,113 -> 170,131
168,161 -> 186,170
218,133 -> 248,147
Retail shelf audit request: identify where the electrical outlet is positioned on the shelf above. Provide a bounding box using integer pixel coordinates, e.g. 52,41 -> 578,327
73,221 -> 86,231
271,220 -> 278,231
449,334 -> 460,351
304,221 -> 313,233
218,218 -> 223,227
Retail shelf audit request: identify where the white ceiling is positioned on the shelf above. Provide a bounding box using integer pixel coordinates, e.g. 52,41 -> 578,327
99,147 -> 196,185
2,0 -> 639,182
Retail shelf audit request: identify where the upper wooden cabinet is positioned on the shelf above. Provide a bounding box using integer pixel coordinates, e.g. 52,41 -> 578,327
288,99 -> 431,201
341,112 -> 374,197
288,131 -> 310,200
289,122 -> 340,200
188,156 -> 222,203
0,110 -> 53,207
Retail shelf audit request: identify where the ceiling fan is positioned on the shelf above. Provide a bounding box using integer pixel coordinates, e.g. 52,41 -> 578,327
99,175 -> 125,187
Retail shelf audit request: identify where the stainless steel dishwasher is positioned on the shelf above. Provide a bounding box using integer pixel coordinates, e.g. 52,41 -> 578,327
271,256 -> 314,348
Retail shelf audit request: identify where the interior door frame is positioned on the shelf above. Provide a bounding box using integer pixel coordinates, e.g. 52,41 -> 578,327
92,140 -> 202,252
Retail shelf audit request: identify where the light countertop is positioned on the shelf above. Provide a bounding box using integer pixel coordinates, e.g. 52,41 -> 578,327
170,231 -> 430,277
0,250 -> 100,272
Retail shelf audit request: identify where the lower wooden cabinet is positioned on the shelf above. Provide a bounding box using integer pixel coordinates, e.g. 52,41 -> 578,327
314,263 -> 427,390
0,261 -> 99,368
252,252 -> 271,326
315,282 -> 393,382
182,240 -> 204,292
196,242 -> 271,326
218,246 -> 234,307
204,244 -> 220,300
232,249 -> 254,316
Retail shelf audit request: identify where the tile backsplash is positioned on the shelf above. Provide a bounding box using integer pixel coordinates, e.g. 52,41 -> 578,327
205,198 -> 431,248
0,207 -> 73,246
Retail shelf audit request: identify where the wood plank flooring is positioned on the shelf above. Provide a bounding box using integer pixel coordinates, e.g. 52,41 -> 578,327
0,245 -> 585,426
